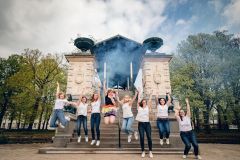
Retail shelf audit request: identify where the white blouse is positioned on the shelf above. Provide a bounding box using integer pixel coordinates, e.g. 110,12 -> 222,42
76,102 -> 88,116
54,99 -> 69,109
122,103 -> 134,118
157,104 -> 169,118
91,100 -> 101,113
178,116 -> 193,132
136,106 -> 149,122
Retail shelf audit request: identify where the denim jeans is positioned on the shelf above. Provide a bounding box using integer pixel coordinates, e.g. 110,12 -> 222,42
138,122 -> 152,151
76,115 -> 88,137
91,113 -> 101,140
180,130 -> 199,156
157,118 -> 170,139
122,117 -> 134,135
50,109 -> 68,128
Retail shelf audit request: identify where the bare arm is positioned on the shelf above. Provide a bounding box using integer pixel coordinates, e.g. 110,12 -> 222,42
55,82 -> 60,99
148,91 -> 153,111
166,92 -> 171,106
185,98 -> 191,117
130,90 -> 138,105
174,102 -> 181,121
115,91 -> 123,105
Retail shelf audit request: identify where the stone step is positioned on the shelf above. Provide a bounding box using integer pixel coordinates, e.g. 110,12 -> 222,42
39,147 -> 187,154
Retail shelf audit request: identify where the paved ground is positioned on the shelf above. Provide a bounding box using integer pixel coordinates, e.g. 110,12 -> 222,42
0,143 -> 240,160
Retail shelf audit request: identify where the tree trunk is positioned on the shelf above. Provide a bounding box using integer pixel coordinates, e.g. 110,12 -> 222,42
216,105 -> 222,129
203,99 -> 211,133
8,117 -> 14,129
28,97 -> 41,130
0,93 -> 9,126
38,105 -> 44,130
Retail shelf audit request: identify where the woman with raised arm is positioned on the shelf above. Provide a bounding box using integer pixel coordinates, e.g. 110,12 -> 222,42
102,80 -> 117,124
136,90 -> 153,158
155,92 -> 171,145
90,84 -> 101,146
175,98 -> 202,160
71,90 -> 89,143
116,90 -> 139,143
50,82 -> 71,129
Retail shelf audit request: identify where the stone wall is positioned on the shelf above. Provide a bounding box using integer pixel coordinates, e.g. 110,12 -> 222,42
65,54 -> 96,97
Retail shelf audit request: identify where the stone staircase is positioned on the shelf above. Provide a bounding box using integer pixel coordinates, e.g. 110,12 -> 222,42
39,90 -> 185,154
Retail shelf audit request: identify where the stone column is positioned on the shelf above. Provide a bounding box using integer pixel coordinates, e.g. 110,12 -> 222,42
65,54 -> 96,98
142,54 -> 172,120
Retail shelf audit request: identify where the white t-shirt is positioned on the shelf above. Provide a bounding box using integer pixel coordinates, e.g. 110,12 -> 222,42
91,100 -> 101,113
54,99 -> 69,109
136,106 -> 149,122
76,102 -> 88,116
122,103 -> 133,118
157,104 -> 169,118
178,116 -> 193,132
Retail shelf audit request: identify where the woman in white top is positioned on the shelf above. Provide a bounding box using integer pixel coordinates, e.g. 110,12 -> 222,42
175,98 -> 202,160
89,84 -> 101,146
50,82 -> 71,129
136,91 -> 153,158
116,90 -> 138,143
155,92 -> 171,145
71,93 -> 89,143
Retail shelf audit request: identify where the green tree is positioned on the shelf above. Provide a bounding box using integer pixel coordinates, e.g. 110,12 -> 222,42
0,55 -> 22,126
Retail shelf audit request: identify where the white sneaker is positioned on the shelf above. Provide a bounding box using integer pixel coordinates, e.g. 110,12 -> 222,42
90,140 -> 96,145
160,139 -> 163,145
134,131 -> 138,140
141,151 -> 145,158
166,138 -> 170,145
58,123 -> 65,129
96,140 -> 100,146
196,155 -> 202,160
65,116 -> 70,121
77,136 -> 81,143
149,151 -> 153,158
127,135 -> 132,143
85,136 -> 88,142
183,155 -> 187,159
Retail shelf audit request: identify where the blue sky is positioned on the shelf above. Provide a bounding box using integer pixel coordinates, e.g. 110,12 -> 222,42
0,0 -> 239,57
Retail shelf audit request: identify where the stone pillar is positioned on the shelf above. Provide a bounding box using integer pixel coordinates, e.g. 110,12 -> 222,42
142,54 -> 172,120
65,54 -> 96,97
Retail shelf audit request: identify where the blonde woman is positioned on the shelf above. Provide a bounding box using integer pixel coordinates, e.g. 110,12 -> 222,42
116,90 -> 139,143
50,82 -> 71,128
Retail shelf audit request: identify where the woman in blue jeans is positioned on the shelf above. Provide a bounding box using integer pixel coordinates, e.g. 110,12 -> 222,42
175,98 -> 202,159
71,93 -> 89,143
50,82 -> 71,129
116,90 -> 138,143
155,92 -> 171,145
136,90 -> 153,158
90,84 -> 101,146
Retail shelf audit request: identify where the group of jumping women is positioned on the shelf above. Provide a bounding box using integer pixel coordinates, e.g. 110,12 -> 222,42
50,81 -> 202,159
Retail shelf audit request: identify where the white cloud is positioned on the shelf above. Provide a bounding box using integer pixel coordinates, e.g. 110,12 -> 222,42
208,0 -> 224,13
176,19 -> 187,25
222,0 -> 240,29
0,0 -> 167,57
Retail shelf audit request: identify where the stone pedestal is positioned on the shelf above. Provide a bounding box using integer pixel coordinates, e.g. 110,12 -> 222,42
65,54 -> 96,97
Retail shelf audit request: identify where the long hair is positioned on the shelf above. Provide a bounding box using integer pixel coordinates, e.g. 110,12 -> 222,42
91,93 -> 99,102
81,96 -> 88,103
139,99 -> 147,108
